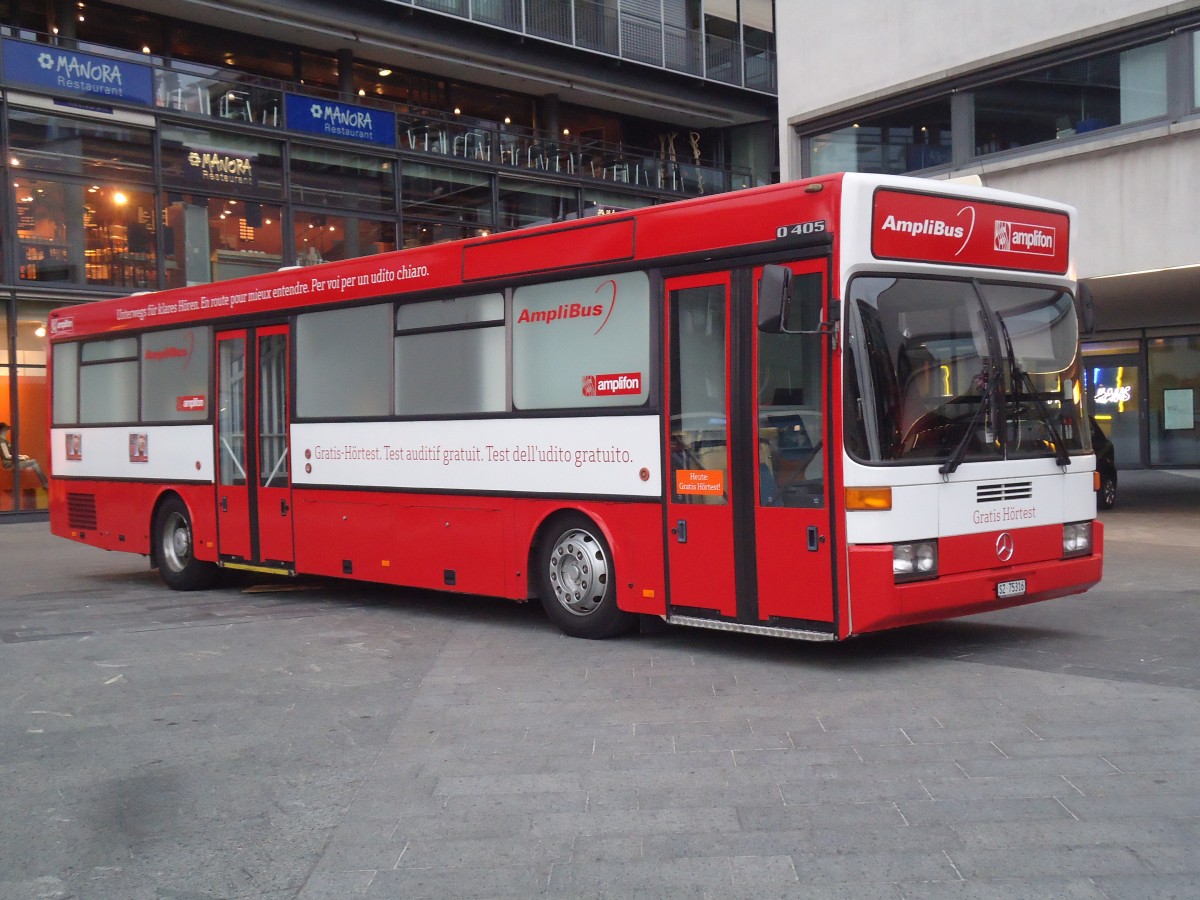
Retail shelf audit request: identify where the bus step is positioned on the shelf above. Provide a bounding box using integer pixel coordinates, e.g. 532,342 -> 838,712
220,561 -> 294,577
666,615 -> 837,642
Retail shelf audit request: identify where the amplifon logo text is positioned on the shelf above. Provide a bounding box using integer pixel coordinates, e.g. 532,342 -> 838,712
50,316 -> 75,336
994,220 -> 1056,256
583,373 -> 642,397
516,278 -> 618,335
176,395 -> 206,412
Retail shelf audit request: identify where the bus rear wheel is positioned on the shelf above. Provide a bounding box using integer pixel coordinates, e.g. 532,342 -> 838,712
537,514 -> 634,639
154,496 -> 219,591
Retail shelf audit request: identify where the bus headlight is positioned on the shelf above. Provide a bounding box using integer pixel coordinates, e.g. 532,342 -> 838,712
1062,521 -> 1093,558
894,540 -> 938,582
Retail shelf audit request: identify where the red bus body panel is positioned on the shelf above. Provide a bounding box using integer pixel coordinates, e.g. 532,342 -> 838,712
846,522 -> 1104,635
51,480 -> 218,563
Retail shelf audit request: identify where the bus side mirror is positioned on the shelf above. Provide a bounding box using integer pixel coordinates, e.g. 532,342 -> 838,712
758,264 -> 790,333
1077,282 -> 1095,335
759,265 -> 825,334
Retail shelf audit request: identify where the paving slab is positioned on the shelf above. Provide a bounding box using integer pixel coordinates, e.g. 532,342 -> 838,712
1,470 -> 1198,898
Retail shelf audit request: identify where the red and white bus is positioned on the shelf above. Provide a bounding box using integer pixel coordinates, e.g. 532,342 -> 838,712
47,173 -> 1102,641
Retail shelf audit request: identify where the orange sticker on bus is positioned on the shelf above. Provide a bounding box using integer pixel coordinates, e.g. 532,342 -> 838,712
676,469 -> 725,495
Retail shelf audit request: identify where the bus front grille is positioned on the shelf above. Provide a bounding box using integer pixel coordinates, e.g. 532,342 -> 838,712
976,481 -> 1034,503
66,493 -> 98,531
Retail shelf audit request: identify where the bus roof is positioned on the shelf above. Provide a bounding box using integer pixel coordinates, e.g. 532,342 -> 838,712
47,173 -> 1074,341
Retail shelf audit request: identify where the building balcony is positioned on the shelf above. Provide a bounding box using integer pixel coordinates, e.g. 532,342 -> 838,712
0,31 -> 754,199
398,0 -> 777,94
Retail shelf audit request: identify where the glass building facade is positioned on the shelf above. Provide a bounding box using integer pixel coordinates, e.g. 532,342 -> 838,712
0,0 -> 778,514
795,17 -> 1200,474
804,32 -> 1190,177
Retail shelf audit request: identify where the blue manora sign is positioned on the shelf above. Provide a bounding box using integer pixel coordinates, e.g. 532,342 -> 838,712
2,38 -> 154,106
284,93 -> 396,147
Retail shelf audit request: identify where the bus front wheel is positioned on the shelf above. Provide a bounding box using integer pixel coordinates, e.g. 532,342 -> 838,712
537,514 -> 634,639
154,496 -> 219,591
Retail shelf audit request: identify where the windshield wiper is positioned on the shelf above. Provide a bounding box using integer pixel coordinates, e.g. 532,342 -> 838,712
996,313 -> 1072,468
939,368 -> 993,477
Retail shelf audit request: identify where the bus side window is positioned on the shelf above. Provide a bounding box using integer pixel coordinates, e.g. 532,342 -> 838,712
757,326 -> 824,508
669,283 -> 728,505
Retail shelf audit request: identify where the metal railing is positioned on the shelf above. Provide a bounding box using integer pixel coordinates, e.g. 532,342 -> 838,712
1,30 -> 754,196
400,0 -> 776,93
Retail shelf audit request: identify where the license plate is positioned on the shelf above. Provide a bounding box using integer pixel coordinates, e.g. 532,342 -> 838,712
996,579 -> 1026,599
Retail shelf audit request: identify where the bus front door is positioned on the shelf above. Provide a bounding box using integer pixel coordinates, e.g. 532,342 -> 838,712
751,260 -> 836,631
215,325 -> 294,573
664,262 -> 836,635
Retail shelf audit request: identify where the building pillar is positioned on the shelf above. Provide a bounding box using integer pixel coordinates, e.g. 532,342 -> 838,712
53,0 -> 78,47
337,48 -> 355,100
542,93 -> 560,141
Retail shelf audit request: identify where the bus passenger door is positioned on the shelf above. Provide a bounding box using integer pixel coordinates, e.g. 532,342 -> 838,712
254,326 -> 293,567
753,260 -> 836,628
664,274 -> 738,617
215,325 -> 294,571
216,331 -> 252,561
664,261 -> 837,634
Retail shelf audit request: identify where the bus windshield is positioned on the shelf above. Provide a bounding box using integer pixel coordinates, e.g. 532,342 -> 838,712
844,275 -> 1090,466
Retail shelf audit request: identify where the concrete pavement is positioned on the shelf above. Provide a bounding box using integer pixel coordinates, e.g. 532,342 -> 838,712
1,472 -> 1199,899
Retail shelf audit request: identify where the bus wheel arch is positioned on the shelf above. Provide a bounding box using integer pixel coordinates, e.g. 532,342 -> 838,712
533,510 -> 635,639
151,492 -> 219,591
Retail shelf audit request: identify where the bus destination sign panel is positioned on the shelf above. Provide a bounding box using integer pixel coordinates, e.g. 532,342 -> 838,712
871,189 -> 1070,275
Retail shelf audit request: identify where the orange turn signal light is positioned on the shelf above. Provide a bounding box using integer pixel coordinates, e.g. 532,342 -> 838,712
845,486 -> 892,511
1093,471 -> 1100,492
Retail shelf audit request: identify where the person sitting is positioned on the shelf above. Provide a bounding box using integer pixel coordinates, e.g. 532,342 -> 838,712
0,421 -> 49,489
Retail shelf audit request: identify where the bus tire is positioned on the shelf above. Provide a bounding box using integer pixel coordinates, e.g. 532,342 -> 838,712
154,496 -> 219,591
537,514 -> 634,639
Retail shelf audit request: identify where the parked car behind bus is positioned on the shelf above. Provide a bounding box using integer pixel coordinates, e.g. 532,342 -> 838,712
1091,418 -> 1117,509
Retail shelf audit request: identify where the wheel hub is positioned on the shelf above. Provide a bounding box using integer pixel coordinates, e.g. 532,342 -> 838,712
162,513 -> 192,571
548,529 -> 608,616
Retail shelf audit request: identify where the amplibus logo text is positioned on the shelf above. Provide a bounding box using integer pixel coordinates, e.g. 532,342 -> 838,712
878,204 -> 977,258
515,278 -> 618,336
517,302 -> 604,325
879,214 -> 966,240
583,373 -> 642,397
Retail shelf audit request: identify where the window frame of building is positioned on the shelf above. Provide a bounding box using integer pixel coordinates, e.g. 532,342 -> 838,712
401,161 -> 495,226
162,193 -> 285,288
292,211 -> 397,266
14,176 -> 158,290
158,124 -> 285,200
8,107 -> 155,182
289,143 -> 398,214
797,22 -> 1200,178
1147,333 -> 1200,467
498,176 -> 580,230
